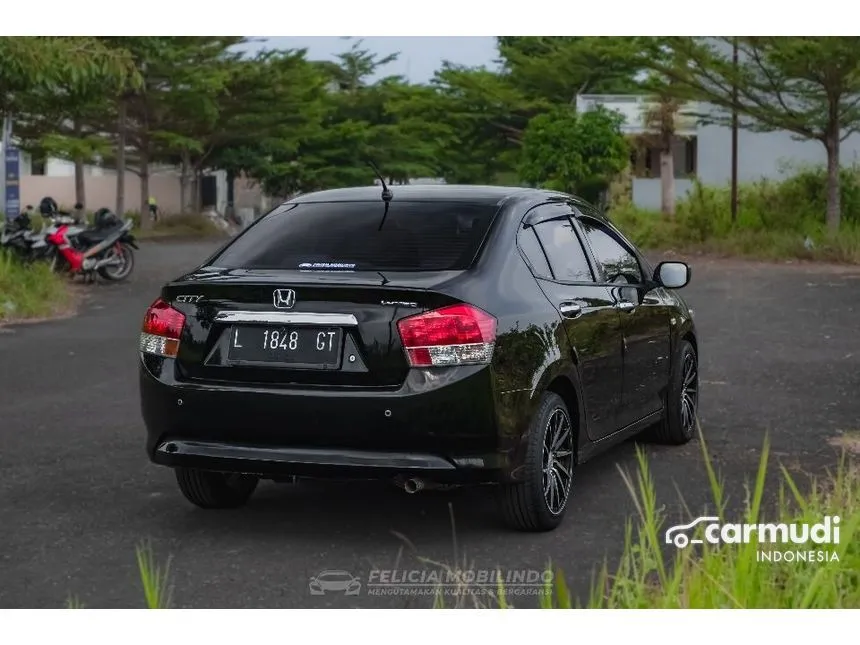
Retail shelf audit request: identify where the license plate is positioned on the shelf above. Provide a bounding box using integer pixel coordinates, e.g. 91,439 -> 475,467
227,325 -> 343,369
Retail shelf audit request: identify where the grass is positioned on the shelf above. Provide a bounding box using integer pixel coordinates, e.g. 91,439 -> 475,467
430,427 -> 858,609
136,540 -> 173,609
579,434 -> 858,609
131,212 -> 228,240
607,165 -> 860,264
0,250 -> 74,323
611,203 -> 860,265
67,541 -> 173,609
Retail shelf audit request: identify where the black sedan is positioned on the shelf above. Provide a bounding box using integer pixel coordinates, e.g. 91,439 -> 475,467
138,185 -> 698,532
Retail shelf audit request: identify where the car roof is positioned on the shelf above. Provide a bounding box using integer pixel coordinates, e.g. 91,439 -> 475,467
288,184 -> 548,207
283,184 -> 612,227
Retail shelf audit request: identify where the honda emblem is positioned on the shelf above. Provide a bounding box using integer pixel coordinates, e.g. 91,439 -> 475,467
273,288 -> 296,309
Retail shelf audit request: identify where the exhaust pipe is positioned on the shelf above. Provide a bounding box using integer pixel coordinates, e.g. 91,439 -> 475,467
400,477 -> 425,494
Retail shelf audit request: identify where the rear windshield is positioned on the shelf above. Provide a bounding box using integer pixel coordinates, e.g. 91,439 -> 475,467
209,200 -> 500,272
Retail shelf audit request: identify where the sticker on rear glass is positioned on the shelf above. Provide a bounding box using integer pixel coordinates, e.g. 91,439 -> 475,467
299,262 -> 357,271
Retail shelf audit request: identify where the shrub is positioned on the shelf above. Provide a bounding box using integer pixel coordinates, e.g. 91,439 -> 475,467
607,164 -> 860,263
133,212 -> 225,238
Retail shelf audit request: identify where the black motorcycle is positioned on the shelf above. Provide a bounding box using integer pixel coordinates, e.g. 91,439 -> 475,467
0,213 -> 47,263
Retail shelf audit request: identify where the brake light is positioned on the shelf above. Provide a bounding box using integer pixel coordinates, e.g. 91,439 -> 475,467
139,298 -> 186,358
397,304 -> 497,367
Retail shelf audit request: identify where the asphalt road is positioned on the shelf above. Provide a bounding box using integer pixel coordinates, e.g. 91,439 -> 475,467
1,241 -> 859,608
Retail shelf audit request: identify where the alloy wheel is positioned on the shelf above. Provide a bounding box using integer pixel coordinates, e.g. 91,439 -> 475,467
542,408 -> 574,515
681,351 -> 698,435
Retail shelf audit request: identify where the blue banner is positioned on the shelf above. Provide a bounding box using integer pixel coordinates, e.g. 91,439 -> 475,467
5,146 -> 20,220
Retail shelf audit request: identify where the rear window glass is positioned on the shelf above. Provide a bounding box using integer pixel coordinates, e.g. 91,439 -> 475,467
210,201 -> 500,272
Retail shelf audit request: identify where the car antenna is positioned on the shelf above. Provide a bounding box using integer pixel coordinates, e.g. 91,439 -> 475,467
366,160 -> 393,202
365,159 -> 394,232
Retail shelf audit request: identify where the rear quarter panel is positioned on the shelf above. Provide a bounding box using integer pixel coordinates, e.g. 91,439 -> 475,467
448,204 -> 583,480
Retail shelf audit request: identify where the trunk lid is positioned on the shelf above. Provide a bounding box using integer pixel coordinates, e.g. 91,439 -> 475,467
164,268 -> 466,388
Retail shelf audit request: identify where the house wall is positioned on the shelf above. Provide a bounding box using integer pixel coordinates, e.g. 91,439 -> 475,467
696,124 -> 860,186
632,178 -> 695,211
20,173 -> 183,214
631,127 -> 860,210
579,91 -> 860,210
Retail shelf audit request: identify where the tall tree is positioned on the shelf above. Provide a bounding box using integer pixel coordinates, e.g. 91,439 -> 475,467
0,37 -> 137,209
104,37 -> 241,223
497,37 -> 645,105
206,49 -> 330,199
330,39 -> 398,92
0,37 -> 136,115
637,91 -> 685,218
149,38 -> 244,212
388,63 -> 539,184
644,37 -> 860,231
233,39 -> 443,196
14,75 -> 120,207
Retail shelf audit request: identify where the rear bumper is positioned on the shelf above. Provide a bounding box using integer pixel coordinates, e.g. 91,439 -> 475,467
152,439 -> 501,482
140,356 -> 508,482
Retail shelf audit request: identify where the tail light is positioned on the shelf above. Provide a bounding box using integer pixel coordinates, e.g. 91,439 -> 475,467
139,298 -> 186,358
397,304 -> 497,367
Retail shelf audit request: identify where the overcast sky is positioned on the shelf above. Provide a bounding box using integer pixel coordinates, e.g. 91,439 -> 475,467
244,37 -> 500,83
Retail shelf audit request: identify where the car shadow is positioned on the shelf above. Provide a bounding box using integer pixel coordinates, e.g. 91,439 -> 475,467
159,439 -> 646,546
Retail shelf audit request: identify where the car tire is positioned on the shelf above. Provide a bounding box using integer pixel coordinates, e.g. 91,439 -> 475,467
499,391 -> 576,532
648,339 -> 699,445
175,468 -> 259,509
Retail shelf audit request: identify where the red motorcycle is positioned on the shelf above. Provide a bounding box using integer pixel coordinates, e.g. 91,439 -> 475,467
43,209 -> 138,282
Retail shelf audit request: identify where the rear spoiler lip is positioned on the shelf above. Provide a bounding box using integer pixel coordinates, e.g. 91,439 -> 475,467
167,267 -> 467,291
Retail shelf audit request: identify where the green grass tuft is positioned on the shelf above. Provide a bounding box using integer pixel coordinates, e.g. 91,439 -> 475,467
427,424 -> 859,609
136,540 -> 173,609
0,250 -> 74,323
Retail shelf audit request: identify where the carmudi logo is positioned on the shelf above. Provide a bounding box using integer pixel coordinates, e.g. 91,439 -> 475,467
664,515 -> 841,563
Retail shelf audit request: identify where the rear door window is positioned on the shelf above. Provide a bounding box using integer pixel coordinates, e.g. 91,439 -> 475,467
533,218 -> 595,283
210,201 -> 501,272
517,227 -> 552,279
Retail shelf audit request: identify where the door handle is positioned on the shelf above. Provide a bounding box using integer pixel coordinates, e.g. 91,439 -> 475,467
616,301 -> 636,312
559,302 -> 582,318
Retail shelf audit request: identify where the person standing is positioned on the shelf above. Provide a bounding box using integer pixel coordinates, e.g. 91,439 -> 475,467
148,196 -> 159,223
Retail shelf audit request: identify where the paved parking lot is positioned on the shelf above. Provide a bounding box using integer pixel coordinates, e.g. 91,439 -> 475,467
1,241 -> 858,608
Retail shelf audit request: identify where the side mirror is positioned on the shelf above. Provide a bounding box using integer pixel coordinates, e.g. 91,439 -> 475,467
654,261 -> 691,289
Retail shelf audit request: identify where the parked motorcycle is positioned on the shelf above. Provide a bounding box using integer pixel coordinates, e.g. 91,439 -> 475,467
43,209 -> 138,282
0,213 -> 50,263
